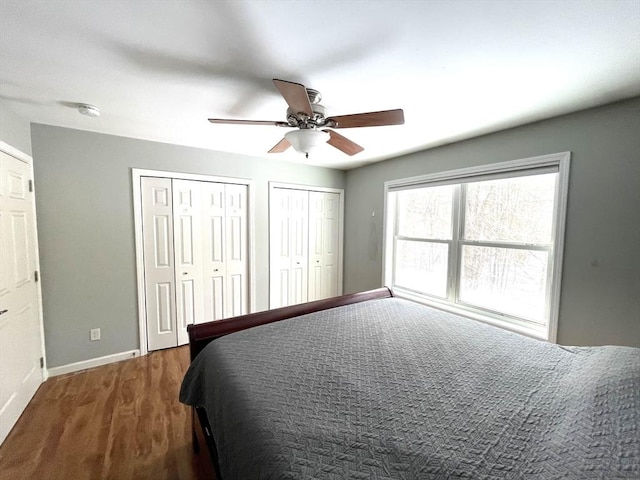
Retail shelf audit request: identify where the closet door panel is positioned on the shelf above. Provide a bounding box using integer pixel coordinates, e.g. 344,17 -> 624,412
230,273 -> 244,317
208,276 -> 224,320
225,184 -> 248,318
141,177 -> 177,350
172,180 -> 204,345
323,193 -> 340,298
277,269 -> 290,307
290,190 -> 309,305
308,191 -> 340,301
269,188 -> 291,308
270,188 -> 308,308
201,182 -> 226,322
202,183 -> 249,321
308,264 -> 323,302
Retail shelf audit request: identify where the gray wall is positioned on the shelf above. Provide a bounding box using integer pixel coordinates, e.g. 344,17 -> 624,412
344,97 -> 640,347
29,97 -> 640,367
31,125 -> 345,367
0,100 -> 32,155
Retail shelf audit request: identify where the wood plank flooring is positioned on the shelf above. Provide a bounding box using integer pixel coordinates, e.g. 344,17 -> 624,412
0,346 -> 215,480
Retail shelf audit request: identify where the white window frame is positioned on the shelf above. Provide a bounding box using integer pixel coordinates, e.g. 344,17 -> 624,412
383,152 -> 570,342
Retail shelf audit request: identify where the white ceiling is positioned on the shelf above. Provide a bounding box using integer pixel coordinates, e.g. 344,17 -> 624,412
1,0 -> 639,169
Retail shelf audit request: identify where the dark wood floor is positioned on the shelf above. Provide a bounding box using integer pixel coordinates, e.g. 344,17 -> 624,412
0,346 -> 215,480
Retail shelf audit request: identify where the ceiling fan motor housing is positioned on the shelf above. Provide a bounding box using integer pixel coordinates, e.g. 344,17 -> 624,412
287,103 -> 326,128
285,87 -> 327,128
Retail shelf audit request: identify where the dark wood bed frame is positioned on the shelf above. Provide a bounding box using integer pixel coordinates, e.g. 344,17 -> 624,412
186,287 -> 394,478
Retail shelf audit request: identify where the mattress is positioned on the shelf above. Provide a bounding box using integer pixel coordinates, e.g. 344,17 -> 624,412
180,297 -> 640,479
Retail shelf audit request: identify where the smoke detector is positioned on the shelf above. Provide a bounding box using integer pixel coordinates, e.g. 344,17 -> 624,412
77,104 -> 100,117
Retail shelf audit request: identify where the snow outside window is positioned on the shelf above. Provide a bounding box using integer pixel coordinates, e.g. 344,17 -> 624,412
383,153 -> 570,341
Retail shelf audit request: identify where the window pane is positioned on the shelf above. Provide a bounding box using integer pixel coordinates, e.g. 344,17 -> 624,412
459,245 -> 548,323
397,185 -> 454,240
394,240 -> 448,298
464,173 -> 556,244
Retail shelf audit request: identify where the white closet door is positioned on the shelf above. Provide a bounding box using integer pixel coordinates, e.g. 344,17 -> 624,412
201,182 -> 226,322
308,191 -> 340,301
0,150 -> 44,446
172,180 -> 204,346
200,183 -> 248,321
224,184 -> 249,318
141,176 -> 250,350
270,188 -> 309,308
141,177 -> 177,350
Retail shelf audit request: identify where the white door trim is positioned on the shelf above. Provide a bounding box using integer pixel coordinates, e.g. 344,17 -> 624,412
0,141 -> 46,378
268,182 -> 344,308
132,168 -> 255,356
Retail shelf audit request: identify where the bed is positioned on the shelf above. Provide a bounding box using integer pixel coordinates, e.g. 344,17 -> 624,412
180,287 -> 640,479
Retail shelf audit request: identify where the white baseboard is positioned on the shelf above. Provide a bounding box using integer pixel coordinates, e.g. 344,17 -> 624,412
47,349 -> 141,377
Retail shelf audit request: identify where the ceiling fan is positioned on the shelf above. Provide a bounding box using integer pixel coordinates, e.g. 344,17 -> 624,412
208,79 -> 404,158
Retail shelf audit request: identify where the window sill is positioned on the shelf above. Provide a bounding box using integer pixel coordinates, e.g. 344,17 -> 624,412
393,288 -> 552,343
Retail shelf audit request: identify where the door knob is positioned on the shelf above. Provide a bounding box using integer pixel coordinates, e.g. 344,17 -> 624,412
0,309 -> 8,316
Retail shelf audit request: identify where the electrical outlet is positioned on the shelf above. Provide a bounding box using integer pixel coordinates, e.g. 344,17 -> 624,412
90,328 -> 101,341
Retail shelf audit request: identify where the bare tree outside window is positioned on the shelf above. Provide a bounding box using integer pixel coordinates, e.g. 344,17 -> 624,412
391,171 -> 557,326
464,174 -> 555,244
459,174 -> 556,323
394,186 -> 453,297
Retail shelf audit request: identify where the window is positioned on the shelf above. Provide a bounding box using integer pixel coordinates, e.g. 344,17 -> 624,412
384,152 -> 570,341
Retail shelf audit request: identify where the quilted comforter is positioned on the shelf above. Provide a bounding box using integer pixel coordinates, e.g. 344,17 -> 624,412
180,297 -> 640,479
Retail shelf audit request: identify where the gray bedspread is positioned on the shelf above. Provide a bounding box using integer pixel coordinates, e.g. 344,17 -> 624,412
180,297 -> 640,479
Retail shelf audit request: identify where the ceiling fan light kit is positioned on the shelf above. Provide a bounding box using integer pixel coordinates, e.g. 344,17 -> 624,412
284,129 -> 330,158
208,79 -> 404,158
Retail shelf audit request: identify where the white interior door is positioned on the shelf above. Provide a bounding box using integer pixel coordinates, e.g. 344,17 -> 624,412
0,148 -> 44,445
140,177 -> 178,351
308,191 -> 341,301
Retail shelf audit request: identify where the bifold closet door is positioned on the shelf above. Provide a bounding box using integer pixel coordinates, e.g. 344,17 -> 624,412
308,191 -> 340,301
142,178 -> 249,351
172,179 -> 204,346
270,187 -> 342,309
201,182 -> 249,322
141,177 -> 178,351
270,188 -> 309,308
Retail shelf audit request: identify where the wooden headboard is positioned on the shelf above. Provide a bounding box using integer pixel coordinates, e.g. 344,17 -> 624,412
187,287 -> 394,361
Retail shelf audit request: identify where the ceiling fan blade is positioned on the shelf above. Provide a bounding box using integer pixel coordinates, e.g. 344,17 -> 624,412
323,130 -> 364,156
273,79 -> 313,117
326,109 -> 404,128
208,118 -> 289,127
268,137 -> 291,153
